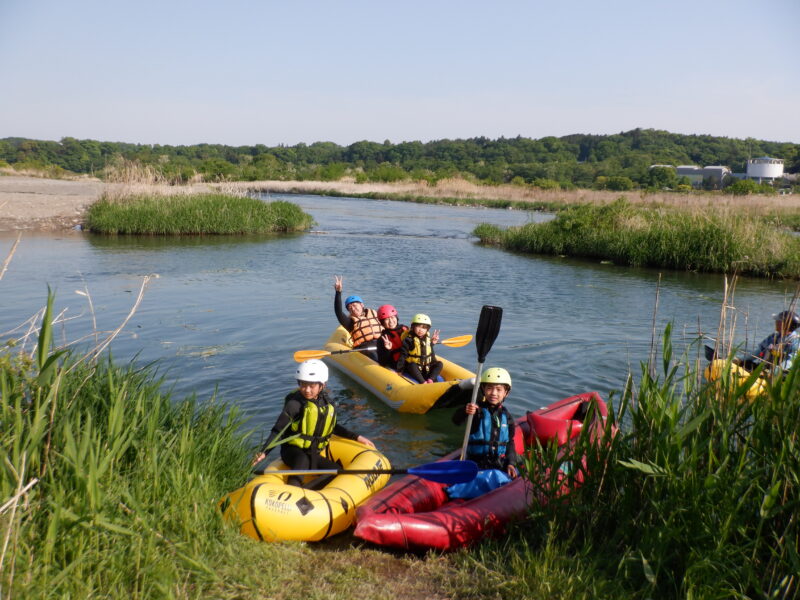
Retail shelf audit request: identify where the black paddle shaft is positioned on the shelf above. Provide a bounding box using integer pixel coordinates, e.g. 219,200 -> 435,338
475,305 -> 503,363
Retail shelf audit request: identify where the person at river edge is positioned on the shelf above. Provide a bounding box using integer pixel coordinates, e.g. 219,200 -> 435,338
250,359 -> 375,487
333,275 -> 381,362
752,310 -> 800,374
452,367 -> 519,479
397,313 -> 442,383
376,304 -> 408,368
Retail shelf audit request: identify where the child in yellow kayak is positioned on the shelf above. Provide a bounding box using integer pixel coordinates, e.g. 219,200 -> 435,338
251,359 -> 375,487
397,313 -> 442,383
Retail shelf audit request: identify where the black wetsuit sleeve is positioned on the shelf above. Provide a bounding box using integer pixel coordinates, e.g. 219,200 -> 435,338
260,396 -> 302,454
332,423 -> 359,441
376,329 -> 397,367
452,405 -> 483,434
452,405 -> 468,425
505,410 -> 519,466
334,290 -> 353,330
396,336 -> 413,371
376,337 -> 391,367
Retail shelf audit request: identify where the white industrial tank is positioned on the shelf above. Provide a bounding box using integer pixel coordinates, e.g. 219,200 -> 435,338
747,157 -> 784,179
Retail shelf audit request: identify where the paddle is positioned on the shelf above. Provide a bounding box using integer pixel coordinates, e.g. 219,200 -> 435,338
459,305 -> 503,461
294,334 -> 473,362
253,459 -> 478,484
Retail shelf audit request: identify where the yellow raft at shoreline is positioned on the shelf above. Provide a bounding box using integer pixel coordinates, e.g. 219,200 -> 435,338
323,326 -> 476,414
219,437 -> 391,542
704,359 -> 767,401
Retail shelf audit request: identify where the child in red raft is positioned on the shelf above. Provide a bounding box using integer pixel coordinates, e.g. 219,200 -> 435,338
448,367 -> 519,498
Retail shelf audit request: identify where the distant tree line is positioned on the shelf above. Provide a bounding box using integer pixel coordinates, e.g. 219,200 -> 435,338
1,129 -> 798,191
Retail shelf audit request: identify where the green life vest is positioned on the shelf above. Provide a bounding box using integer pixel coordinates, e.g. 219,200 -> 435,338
288,393 -> 336,453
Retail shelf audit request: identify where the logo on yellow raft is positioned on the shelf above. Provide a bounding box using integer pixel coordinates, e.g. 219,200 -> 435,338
256,457 -> 386,516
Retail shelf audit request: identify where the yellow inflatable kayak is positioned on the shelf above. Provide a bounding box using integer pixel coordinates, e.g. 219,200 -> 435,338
704,359 -> 767,401
323,326 -> 476,414
219,436 -> 391,542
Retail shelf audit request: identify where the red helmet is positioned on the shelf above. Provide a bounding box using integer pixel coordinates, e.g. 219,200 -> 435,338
377,304 -> 398,320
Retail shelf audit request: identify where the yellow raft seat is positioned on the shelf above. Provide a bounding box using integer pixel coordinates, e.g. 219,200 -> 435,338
323,326 -> 476,414
219,436 -> 391,542
704,359 -> 767,401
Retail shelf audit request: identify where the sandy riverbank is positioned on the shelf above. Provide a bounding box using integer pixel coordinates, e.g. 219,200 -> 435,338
0,175 -> 215,231
2,174 -> 798,233
0,175 -> 106,231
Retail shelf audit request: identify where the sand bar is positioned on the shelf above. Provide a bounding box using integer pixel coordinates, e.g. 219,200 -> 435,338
0,176 -> 105,231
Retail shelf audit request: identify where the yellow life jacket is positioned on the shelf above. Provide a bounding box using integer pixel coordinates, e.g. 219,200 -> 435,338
288,393 -> 337,452
400,330 -> 433,366
350,308 -> 382,347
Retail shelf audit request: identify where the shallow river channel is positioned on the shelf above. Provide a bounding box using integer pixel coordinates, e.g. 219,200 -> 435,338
1,194 -> 797,466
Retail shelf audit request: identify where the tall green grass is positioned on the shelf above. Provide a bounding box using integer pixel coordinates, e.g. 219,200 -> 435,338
86,193 -> 313,234
466,326 -> 798,599
474,199 -> 800,278
0,292 -> 472,599
0,293 -> 251,597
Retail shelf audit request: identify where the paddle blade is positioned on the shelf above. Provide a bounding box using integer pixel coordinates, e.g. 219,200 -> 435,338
704,345 -> 717,362
475,305 -> 503,362
293,349 -> 331,362
440,334 -> 473,348
407,460 -> 479,484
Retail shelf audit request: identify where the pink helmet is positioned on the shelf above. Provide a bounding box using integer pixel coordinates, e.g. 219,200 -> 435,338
377,304 -> 398,320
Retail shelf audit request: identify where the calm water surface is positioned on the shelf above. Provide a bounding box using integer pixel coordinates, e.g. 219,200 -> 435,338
1,195 -> 796,466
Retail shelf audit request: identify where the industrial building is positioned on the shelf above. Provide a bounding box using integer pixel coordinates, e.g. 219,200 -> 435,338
746,157 -> 784,183
675,165 -> 731,189
650,156 -> 786,189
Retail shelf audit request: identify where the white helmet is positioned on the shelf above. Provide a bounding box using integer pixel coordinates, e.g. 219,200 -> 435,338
295,359 -> 328,383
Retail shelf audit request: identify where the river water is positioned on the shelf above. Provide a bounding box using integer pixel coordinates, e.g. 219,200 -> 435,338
1,194 -> 797,466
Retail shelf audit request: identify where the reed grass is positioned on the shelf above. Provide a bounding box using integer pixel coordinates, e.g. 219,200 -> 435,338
86,193 -> 313,235
462,324 -> 798,599
1,290 -> 468,599
474,199 -> 800,278
225,178 -> 800,214
0,292 -> 247,598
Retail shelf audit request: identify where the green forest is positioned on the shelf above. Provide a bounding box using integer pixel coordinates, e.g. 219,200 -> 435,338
2,129 -> 798,191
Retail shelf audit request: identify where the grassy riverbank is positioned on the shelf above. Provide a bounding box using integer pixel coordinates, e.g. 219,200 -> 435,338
473,329 -> 799,598
0,295 -> 455,599
3,293 -> 796,598
474,199 -> 800,278
86,193 -> 313,235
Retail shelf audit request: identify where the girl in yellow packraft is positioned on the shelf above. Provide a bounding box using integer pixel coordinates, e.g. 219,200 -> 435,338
397,313 -> 443,383
251,359 -> 375,487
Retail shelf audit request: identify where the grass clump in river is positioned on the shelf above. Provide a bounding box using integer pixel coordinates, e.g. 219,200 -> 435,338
86,193 -> 313,235
474,198 -> 800,278
463,327 -> 798,599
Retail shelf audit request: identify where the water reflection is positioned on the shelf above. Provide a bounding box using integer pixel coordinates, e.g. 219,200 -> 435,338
2,195 -> 798,467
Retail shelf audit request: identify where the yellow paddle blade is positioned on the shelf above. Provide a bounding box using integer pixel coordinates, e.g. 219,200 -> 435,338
293,335 -> 470,362
440,334 -> 472,347
293,349 -> 331,362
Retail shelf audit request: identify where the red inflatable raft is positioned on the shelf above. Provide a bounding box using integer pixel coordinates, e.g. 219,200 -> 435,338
354,391 -> 612,552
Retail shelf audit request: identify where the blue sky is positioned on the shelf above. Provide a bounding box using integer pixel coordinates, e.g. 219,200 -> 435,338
1,0 -> 798,146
